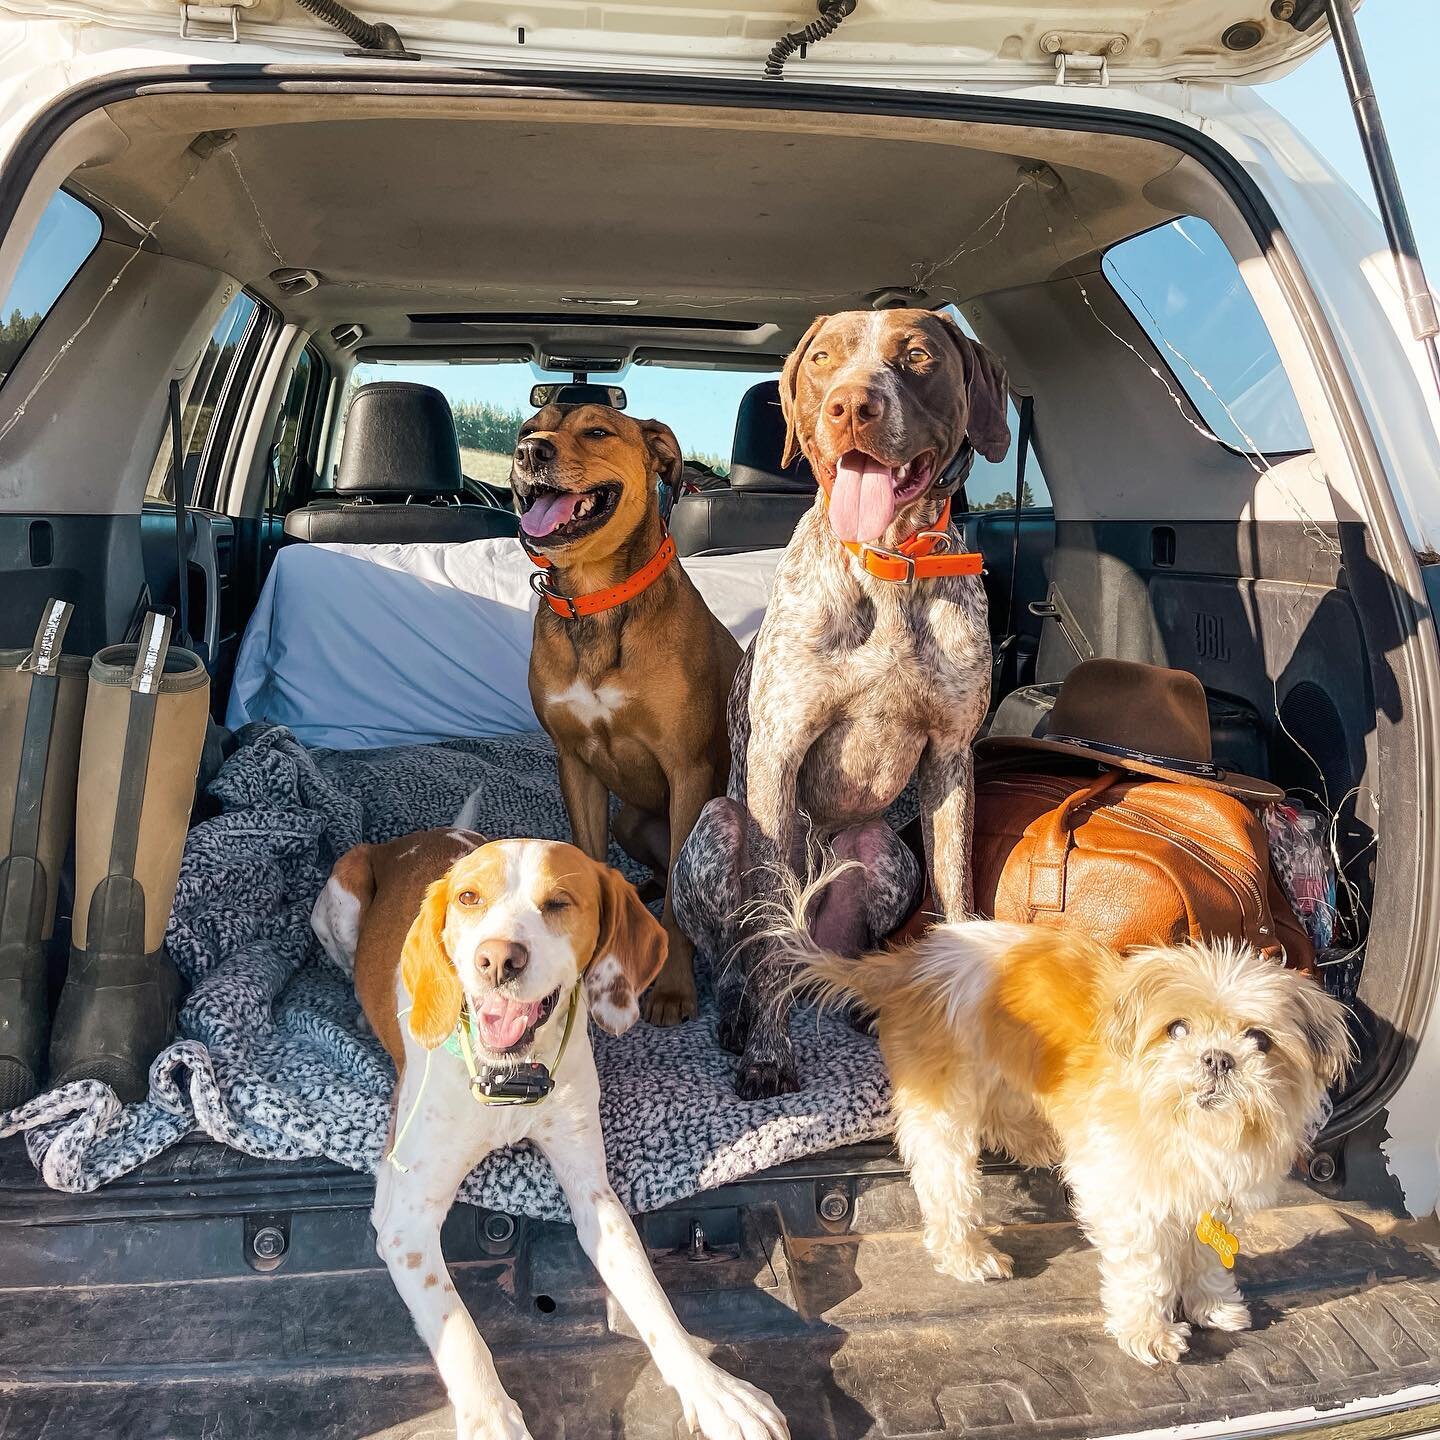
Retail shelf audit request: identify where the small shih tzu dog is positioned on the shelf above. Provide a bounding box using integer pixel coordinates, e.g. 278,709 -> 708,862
786,903 -> 1353,1365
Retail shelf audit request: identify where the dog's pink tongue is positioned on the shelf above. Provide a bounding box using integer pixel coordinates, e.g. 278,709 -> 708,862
475,994 -> 541,1050
829,454 -> 898,544
520,492 -> 581,539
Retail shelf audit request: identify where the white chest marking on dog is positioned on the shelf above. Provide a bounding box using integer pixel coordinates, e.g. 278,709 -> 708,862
550,680 -> 626,727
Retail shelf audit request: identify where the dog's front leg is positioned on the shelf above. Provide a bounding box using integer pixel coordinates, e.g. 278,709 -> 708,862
1178,1230 -> 1251,1333
556,748 -> 611,862
734,733 -> 810,1099
535,1117 -> 788,1440
642,766 -> 715,1026
1078,1203 -> 1192,1365
918,737 -> 977,919
373,1125 -> 527,1438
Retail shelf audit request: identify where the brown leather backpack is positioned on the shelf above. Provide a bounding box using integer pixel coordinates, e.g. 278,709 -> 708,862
966,767 -> 1314,971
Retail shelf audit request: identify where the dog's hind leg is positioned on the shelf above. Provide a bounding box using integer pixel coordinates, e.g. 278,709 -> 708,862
1178,1232 -> 1251,1333
890,1052 -> 1013,1283
811,821 -> 920,956
673,797 -> 750,1050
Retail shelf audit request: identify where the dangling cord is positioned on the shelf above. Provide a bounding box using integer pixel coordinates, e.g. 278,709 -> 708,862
764,0 -> 856,79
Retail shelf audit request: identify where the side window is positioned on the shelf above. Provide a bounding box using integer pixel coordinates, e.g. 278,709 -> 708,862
146,291 -> 262,503
267,346 -> 324,513
1102,218 -> 1310,455
941,306 -> 1050,512
966,398 -> 1049,512
0,189 -> 101,385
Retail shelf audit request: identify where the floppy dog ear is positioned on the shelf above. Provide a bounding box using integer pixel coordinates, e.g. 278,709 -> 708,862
400,877 -> 463,1050
585,865 -> 668,1036
640,419 -> 685,492
935,312 -> 1012,464
1101,946 -> 1172,1060
779,315 -> 828,469
1288,972 -> 1355,1087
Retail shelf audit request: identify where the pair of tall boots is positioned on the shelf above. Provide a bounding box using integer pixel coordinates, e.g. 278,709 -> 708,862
0,600 -> 209,1109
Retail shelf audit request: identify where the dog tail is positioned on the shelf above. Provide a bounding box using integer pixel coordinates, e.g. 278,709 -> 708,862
759,854 -> 1031,1032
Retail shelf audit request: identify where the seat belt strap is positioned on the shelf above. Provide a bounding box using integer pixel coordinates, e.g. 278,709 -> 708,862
993,395 -> 1034,691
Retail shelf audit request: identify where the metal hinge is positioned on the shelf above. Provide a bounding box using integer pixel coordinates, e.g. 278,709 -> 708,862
1042,30 -> 1126,87
177,1 -> 258,43
1053,51 -> 1108,87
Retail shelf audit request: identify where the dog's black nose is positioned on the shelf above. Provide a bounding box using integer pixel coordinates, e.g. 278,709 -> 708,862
514,435 -> 556,472
476,940 -> 529,983
1201,1049 -> 1235,1077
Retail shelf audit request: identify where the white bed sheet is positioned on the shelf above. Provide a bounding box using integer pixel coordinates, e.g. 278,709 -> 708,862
226,537 -> 780,749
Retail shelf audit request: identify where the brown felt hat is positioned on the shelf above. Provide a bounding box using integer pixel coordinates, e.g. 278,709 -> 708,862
976,659 -> 1284,804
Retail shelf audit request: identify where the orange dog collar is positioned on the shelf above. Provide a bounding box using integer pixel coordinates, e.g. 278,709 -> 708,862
527,534 -> 677,619
840,501 -> 985,584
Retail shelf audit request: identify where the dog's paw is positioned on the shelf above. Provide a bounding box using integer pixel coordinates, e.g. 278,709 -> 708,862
1187,1297 -> 1251,1332
932,1240 -> 1014,1283
1114,1319 -> 1191,1366
677,1362 -> 789,1440
458,1395 -> 535,1440
644,975 -> 699,1027
734,1058 -> 799,1101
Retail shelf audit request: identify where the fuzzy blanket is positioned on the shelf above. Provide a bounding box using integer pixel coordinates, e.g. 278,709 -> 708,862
0,726 -> 893,1219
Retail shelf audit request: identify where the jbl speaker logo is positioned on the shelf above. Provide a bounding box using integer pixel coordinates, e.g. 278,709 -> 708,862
1194,611 -> 1230,662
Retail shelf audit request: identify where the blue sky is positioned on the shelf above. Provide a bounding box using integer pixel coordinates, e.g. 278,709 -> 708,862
4,1 -> 1429,458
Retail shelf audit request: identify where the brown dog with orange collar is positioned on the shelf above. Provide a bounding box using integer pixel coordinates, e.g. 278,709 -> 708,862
510,403 -> 741,1026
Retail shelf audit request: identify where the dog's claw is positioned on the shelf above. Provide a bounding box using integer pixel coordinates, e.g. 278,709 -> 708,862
643,978 -> 699,1027
734,1058 -> 800,1101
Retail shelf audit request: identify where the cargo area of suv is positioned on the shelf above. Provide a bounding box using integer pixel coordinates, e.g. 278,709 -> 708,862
2,48 -> 1440,1440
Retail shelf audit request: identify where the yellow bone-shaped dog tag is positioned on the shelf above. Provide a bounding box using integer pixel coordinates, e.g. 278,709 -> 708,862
1196,1211 -> 1240,1269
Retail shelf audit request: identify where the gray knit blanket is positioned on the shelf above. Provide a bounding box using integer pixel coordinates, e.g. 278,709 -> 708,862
0,726 -> 892,1219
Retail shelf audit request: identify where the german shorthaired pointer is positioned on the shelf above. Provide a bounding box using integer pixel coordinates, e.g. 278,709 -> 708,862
673,308 -> 1012,1099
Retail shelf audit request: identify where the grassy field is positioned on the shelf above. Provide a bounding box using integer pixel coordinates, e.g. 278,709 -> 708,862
459,449 -> 515,485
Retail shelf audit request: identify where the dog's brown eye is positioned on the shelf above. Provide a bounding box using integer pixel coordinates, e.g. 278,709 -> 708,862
1167,1019 -> 1189,1040
810,350 -> 830,366
543,892 -> 573,914
1246,1028 -> 1272,1053
585,428 -> 611,440
907,348 -> 931,364
456,890 -> 480,907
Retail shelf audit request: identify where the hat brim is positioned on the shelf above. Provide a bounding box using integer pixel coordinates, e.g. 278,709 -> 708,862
974,734 -> 1285,804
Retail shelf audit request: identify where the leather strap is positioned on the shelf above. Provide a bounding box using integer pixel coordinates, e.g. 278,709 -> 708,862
526,534 -> 677,619
10,599 -> 75,857
108,612 -> 172,880
840,500 -> 985,583
1025,769 -> 1120,913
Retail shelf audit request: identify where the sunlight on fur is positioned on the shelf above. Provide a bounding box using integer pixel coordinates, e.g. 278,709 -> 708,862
778,852 -> 1354,1366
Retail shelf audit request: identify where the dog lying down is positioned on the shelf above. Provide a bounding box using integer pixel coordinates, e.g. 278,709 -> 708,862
780,874 -> 1353,1366
313,829 -> 788,1440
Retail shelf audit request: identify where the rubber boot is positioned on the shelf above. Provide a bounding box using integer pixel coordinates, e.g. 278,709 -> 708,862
0,601 -> 87,1109
49,613 -> 209,1103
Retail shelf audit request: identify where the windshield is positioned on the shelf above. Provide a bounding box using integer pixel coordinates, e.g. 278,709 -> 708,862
331,360 -> 772,487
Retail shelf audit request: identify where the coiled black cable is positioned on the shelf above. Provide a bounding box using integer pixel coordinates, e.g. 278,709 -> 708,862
764,0 -> 855,79
293,0 -> 411,53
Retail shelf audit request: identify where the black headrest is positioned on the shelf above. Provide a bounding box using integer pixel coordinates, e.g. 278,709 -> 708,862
335,382 -> 464,496
728,380 -> 816,494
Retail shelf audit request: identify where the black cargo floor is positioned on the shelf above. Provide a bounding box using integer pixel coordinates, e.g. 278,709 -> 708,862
2,1135 -> 1439,1440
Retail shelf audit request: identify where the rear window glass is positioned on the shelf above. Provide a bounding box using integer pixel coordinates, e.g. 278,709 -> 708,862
1102,218 -> 1310,456
0,189 -> 101,385
146,291 -> 260,502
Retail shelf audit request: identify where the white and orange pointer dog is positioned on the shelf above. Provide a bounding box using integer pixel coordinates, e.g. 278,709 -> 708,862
313,829 -> 788,1440
780,889 -> 1352,1366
